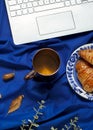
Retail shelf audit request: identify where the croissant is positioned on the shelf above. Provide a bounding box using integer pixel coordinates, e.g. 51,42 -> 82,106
78,49 -> 93,65
76,59 -> 93,93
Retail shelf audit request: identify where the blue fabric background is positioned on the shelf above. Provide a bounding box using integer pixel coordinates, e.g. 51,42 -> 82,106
0,1 -> 93,130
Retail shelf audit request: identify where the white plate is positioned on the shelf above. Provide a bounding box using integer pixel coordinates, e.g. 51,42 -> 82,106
66,43 -> 93,100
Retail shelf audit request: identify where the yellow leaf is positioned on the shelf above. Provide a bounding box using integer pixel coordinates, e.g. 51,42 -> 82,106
8,95 -> 24,114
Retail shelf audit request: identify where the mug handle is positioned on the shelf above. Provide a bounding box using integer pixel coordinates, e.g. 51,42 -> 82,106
25,70 -> 37,80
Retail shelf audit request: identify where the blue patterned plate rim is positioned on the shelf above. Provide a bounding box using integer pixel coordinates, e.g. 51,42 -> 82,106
66,43 -> 93,101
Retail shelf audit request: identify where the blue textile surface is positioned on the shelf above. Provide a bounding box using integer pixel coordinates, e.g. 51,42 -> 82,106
0,1 -> 93,130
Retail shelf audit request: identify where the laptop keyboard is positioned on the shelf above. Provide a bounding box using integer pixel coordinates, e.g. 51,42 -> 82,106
7,0 -> 93,17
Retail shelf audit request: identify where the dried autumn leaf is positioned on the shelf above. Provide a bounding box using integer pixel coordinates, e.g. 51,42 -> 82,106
8,95 -> 24,114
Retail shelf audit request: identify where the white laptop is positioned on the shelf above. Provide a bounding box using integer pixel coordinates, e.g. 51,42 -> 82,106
5,0 -> 93,45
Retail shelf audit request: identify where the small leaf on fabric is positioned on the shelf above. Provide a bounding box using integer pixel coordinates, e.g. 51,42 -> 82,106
8,95 -> 24,114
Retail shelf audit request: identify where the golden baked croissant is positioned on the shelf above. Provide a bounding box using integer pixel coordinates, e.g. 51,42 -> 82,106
76,59 -> 93,93
78,49 -> 93,65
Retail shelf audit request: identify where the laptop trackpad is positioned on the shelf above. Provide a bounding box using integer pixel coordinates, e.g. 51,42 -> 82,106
37,11 -> 75,35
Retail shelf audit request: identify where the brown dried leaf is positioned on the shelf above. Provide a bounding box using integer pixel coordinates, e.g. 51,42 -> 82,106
8,95 -> 24,114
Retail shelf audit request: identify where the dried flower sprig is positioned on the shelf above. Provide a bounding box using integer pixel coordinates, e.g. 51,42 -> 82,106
20,100 -> 45,130
51,117 -> 82,130
51,127 -> 58,130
